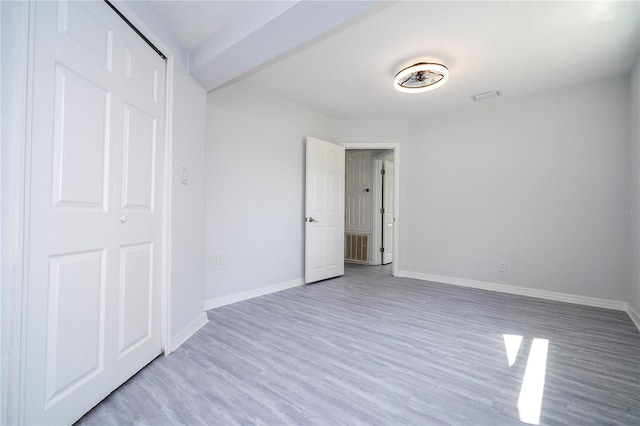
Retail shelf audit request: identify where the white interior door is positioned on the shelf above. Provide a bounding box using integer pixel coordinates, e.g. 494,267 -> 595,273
305,137 -> 345,283
24,1 -> 165,423
345,150 -> 372,233
382,155 -> 394,264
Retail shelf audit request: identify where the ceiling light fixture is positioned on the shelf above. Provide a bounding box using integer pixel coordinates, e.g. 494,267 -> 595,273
394,62 -> 449,93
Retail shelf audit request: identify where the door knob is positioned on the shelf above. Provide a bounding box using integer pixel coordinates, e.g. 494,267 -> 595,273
307,217 -> 318,223
120,215 -> 128,223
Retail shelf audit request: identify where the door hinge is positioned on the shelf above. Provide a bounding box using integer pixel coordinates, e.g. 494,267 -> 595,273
380,208 -> 385,214
380,169 -> 385,175
380,247 -> 384,253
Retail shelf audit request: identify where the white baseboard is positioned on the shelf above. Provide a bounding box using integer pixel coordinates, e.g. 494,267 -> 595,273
627,304 -> 640,332
170,312 -> 208,352
397,270 -> 628,311
205,278 -> 304,310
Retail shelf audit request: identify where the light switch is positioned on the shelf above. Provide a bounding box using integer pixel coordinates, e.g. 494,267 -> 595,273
180,167 -> 188,185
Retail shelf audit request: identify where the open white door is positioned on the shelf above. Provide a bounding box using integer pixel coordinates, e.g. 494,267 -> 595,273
305,137 -> 345,283
382,155 -> 394,264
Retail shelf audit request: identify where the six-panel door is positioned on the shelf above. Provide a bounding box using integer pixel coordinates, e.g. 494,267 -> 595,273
304,137 -> 345,283
25,1 -> 166,423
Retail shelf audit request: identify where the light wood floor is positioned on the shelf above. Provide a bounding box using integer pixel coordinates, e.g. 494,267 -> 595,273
78,264 -> 640,425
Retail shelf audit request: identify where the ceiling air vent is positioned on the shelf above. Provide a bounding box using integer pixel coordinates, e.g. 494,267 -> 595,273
471,90 -> 502,102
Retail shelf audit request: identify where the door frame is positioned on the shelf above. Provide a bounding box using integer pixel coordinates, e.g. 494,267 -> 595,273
2,2 -> 176,423
372,151 -> 394,266
341,143 -> 400,277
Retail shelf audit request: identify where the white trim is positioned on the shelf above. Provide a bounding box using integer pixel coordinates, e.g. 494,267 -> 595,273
170,313 -> 208,352
340,143 -> 400,278
10,2 -> 36,424
205,278 -> 304,310
627,304 -> 640,332
161,57 -> 174,355
398,270 -> 628,311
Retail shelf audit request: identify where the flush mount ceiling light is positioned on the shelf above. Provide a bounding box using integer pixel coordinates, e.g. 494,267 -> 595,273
394,62 -> 449,93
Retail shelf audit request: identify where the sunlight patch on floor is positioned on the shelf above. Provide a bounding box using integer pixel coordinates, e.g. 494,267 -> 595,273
502,334 -> 523,367
517,338 -> 549,425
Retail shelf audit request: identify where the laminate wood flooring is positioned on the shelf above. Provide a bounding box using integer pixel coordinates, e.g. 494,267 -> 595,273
77,264 -> 640,425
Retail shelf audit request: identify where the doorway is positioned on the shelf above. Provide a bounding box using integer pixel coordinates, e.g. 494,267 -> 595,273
342,143 -> 400,277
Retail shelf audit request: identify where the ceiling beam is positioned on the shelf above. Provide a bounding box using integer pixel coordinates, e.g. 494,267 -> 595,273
189,0 -> 379,92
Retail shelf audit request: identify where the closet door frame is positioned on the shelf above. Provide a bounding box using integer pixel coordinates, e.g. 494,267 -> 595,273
2,2 -> 176,424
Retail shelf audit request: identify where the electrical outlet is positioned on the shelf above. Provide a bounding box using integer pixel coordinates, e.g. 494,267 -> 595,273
215,254 -> 224,265
499,261 -> 507,272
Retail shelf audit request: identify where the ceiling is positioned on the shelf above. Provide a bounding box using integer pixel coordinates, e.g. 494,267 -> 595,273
139,1 -> 640,120
138,1 -> 257,51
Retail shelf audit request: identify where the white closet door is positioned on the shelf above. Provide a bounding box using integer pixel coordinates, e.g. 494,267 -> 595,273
110,5 -> 165,388
24,1 -> 165,424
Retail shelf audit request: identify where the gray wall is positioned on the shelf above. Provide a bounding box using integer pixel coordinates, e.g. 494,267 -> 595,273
205,82 -> 335,301
204,72 -> 639,318
171,69 -> 207,344
406,76 -> 631,301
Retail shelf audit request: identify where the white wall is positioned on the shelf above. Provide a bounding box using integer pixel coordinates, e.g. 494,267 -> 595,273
630,56 -> 640,319
170,69 -> 207,347
205,82 -> 335,302
405,76 -> 631,302
336,120 -> 408,144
